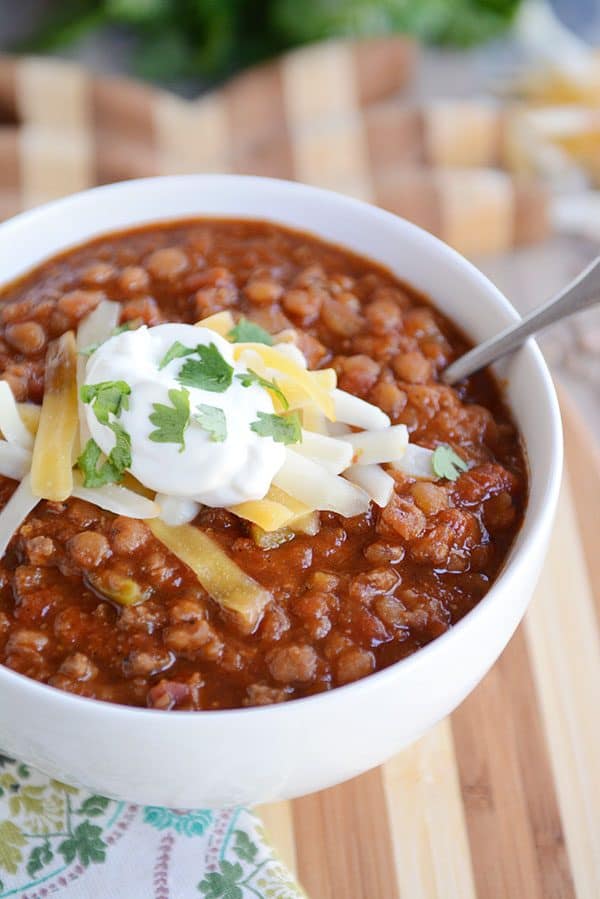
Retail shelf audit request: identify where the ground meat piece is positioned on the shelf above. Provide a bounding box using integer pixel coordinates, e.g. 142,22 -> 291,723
374,595 -> 407,628
59,652 -> 97,681
393,351 -> 431,384
194,284 -> 238,318
369,381 -> 406,419
268,644 -> 318,684
5,628 -> 48,654
121,296 -> 160,325
349,567 -> 401,600
403,307 -> 439,337
169,596 -> 206,624
410,482 -> 450,515
335,647 -> 375,685
123,649 -> 174,678
294,332 -> 328,368
410,509 -> 481,567
147,680 -> 191,710
378,494 -> 426,541
336,355 -> 380,397
1,366 -> 29,400
4,322 -> 46,355
483,492 -> 517,530
453,463 -> 517,505
282,288 -> 323,323
117,603 -> 163,633
67,532 -> 111,569
147,247 -> 189,279
24,535 -> 56,567
110,517 -> 150,555
245,278 -> 284,305
119,265 -> 150,295
290,591 -> 331,640
258,605 -> 290,643
307,571 -> 340,593
244,683 -> 290,707
365,298 -> 402,335
321,298 -> 363,337
163,619 -> 216,653
57,289 -> 103,322
82,262 -> 115,286
66,499 -> 101,527
363,541 -> 405,565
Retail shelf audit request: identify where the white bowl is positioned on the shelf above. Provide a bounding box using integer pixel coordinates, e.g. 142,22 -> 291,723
0,175 -> 562,807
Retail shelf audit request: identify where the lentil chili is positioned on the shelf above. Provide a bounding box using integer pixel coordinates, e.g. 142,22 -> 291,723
0,220 -> 526,710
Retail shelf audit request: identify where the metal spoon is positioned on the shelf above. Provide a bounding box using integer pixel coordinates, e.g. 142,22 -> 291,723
442,255 -> 600,384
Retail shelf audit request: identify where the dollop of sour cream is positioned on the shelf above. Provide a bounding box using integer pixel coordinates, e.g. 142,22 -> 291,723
83,323 -> 286,507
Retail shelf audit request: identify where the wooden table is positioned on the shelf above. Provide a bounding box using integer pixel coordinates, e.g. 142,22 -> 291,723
258,395 -> 600,899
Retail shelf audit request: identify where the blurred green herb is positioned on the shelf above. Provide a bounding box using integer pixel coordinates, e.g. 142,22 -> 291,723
19,0 -> 522,86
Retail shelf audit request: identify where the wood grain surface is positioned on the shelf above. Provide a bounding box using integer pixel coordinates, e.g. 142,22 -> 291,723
0,46 -> 596,899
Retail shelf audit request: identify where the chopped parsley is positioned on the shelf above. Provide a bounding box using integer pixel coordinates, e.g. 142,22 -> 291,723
80,380 -> 131,424
79,321 -> 138,357
176,343 -> 233,393
76,424 -> 132,488
250,410 -> 302,445
148,387 -> 190,452
192,404 -> 227,442
158,341 -> 200,370
227,318 -> 273,346
235,369 -> 289,409
432,444 -> 468,481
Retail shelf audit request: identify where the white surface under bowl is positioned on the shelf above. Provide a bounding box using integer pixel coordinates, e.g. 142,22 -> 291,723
0,175 -> 562,807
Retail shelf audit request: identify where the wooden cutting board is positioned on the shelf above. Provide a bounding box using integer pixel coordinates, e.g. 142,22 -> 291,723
258,392 -> 600,899
0,48 -> 598,899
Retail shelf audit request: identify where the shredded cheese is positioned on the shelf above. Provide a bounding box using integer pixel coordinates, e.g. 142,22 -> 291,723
340,424 -> 409,466
17,403 -> 41,437
149,518 -> 272,633
76,301 -> 120,450
0,381 -> 34,450
30,332 -> 79,502
229,484 -> 311,532
0,442 -> 32,481
197,310 -> 235,335
344,464 -> 395,507
294,430 -> 354,474
333,388 -> 390,430
232,343 -> 336,420
273,449 -> 370,517
391,443 -> 437,480
0,474 -> 39,558
72,473 -> 159,519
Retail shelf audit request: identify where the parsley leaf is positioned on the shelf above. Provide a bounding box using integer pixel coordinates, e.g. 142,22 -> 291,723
227,318 -> 273,346
432,445 -> 468,481
250,410 -> 302,445
76,434 -> 129,488
148,388 -> 190,452
158,341 -> 199,371
80,381 -> 131,424
79,322 -> 137,357
176,343 -> 233,393
192,404 -> 227,442
235,369 -> 289,409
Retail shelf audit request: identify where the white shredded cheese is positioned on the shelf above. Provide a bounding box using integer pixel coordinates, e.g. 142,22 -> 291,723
344,464 -> 395,507
72,474 -> 159,519
0,442 -> 32,481
294,430 -> 354,474
0,381 -> 34,450
76,300 -> 121,450
0,474 -> 39,558
333,388 -> 390,431
156,494 -> 201,526
273,449 -> 370,517
340,424 -> 409,466
391,443 -> 438,480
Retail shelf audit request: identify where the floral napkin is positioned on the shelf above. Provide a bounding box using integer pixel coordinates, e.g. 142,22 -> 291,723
0,754 -> 305,898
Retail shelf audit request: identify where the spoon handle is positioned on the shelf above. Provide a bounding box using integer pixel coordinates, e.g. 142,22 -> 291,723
442,255 -> 600,385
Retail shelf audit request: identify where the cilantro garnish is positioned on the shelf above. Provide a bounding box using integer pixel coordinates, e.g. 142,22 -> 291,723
250,410 -> 302,445
192,404 -> 227,442
79,322 -> 137,357
176,343 -> 233,393
158,341 -> 199,371
227,318 -> 273,346
148,387 -> 190,452
235,369 -> 289,409
432,445 -> 468,481
76,424 -> 132,488
80,380 -> 131,424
